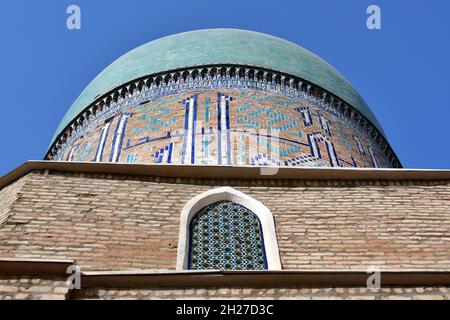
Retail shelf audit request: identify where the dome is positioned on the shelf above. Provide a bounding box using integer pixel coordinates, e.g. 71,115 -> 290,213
47,29 -> 400,168
52,29 -> 384,144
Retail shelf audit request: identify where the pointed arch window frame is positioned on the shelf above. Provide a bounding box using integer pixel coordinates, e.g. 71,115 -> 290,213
176,187 -> 282,270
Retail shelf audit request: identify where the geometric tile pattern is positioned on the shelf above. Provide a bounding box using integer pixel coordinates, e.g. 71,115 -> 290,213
188,201 -> 267,270
55,87 -> 392,168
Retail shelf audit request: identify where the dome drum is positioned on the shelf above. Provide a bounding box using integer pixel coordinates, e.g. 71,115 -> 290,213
46,64 -> 399,168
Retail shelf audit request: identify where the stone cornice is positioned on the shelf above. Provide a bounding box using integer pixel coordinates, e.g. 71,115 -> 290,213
2,257 -> 449,287
79,269 -> 450,287
0,258 -> 74,276
1,161 -> 449,192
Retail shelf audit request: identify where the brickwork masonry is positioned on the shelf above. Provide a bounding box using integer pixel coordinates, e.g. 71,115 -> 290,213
1,170 -> 449,271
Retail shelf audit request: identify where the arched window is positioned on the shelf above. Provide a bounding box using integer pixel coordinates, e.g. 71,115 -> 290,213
189,200 -> 267,270
177,187 -> 281,270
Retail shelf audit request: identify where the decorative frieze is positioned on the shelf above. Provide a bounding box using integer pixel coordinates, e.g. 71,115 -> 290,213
46,65 -> 400,168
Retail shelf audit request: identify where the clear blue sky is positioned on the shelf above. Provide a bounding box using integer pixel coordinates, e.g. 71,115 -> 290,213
1,0 -> 449,175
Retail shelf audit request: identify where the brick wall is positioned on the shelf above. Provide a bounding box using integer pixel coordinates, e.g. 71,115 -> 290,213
1,278 -> 448,300
0,170 -> 449,271
73,286 -> 450,300
0,175 -> 28,225
0,276 -> 69,300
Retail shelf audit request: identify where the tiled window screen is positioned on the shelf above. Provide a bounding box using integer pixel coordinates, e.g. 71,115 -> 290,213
189,200 -> 267,270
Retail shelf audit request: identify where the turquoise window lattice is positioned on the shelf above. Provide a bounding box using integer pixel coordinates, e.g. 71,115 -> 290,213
188,200 -> 268,270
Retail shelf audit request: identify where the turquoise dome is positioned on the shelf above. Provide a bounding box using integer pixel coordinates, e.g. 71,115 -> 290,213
52,29 -> 384,145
